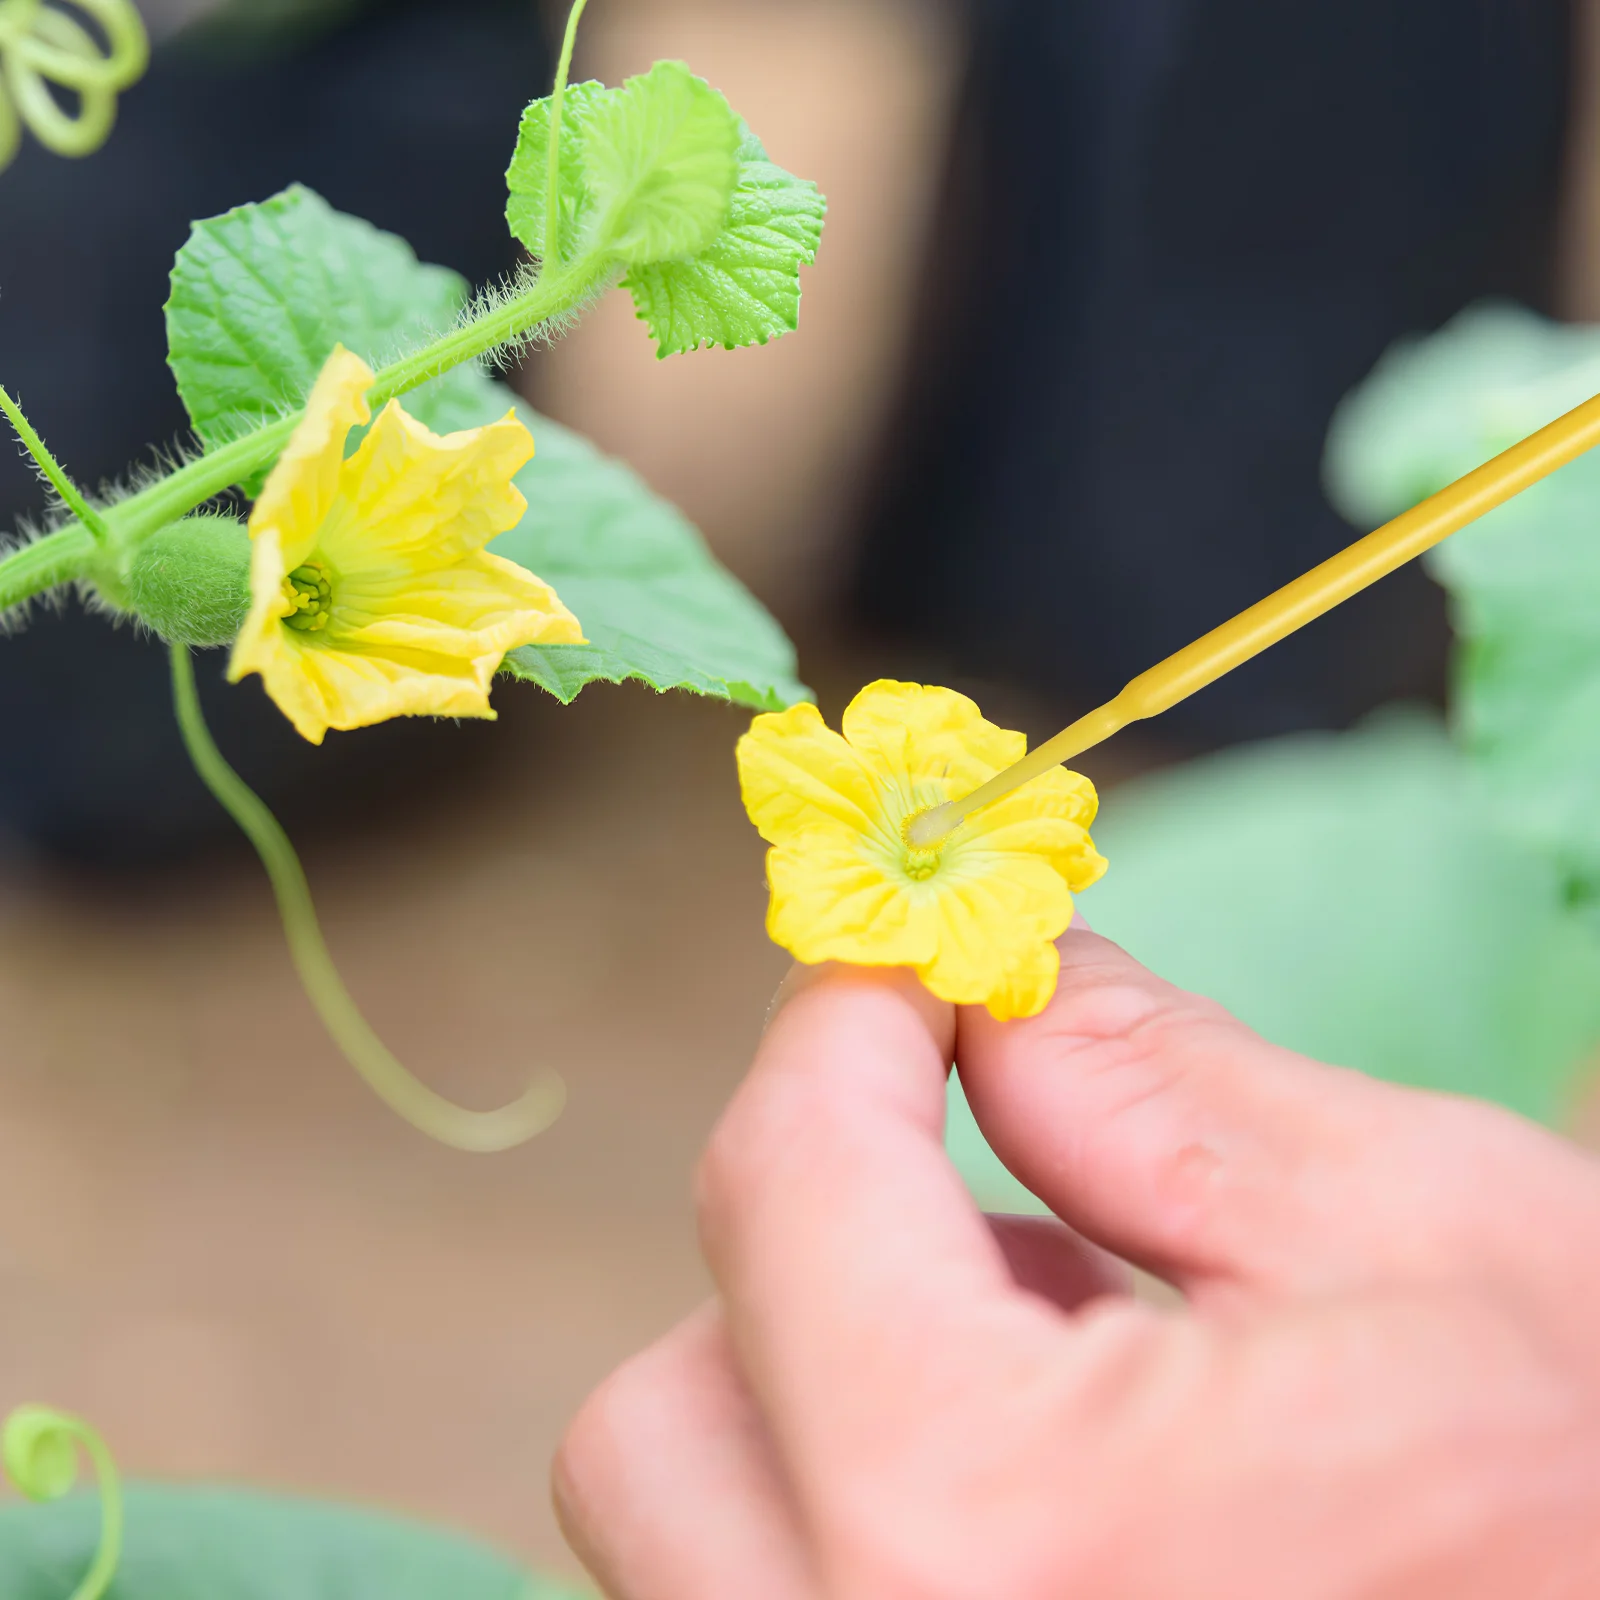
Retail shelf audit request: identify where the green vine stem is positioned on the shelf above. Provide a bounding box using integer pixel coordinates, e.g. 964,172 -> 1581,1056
0,248 -> 609,614
3,1405 -> 123,1600
0,384 -> 110,541
170,644 -> 568,1153
545,0 -> 592,269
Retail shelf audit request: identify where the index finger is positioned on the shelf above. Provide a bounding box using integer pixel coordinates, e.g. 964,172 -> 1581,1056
696,966 -> 1059,1497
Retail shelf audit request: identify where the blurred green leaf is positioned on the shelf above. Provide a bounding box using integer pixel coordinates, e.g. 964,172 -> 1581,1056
165,185 -> 484,472
1325,301 -> 1600,897
0,1486 -> 589,1599
1081,713 -> 1600,1120
624,128 -> 825,357
496,403 -> 809,711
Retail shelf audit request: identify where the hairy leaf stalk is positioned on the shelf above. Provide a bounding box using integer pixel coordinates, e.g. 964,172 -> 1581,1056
0,254 -> 607,614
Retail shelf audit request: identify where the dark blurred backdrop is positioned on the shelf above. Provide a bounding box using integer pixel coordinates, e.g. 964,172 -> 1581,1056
858,0 -> 1573,744
0,0 -> 1580,862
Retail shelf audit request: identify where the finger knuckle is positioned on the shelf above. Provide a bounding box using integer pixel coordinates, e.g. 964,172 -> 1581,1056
553,1360 -> 648,1519
1392,1093 -> 1599,1261
695,1076 -> 810,1235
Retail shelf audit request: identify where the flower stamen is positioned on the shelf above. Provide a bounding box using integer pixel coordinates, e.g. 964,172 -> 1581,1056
282,562 -> 333,633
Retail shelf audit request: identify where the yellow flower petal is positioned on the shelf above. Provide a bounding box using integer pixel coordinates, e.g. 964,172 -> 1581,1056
738,701 -> 888,844
841,680 -> 1026,795
737,679 -> 1108,1019
319,404 -> 536,573
250,346 -> 373,571
282,640 -> 500,741
766,837 -> 942,969
915,852 -> 1075,1017
333,551 -> 583,663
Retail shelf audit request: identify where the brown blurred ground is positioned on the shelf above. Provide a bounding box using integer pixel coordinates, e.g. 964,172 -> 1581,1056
0,688 -> 781,1578
0,0 -> 962,1581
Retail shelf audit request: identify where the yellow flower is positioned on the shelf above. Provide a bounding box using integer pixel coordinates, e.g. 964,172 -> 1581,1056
737,680 -> 1108,1020
228,346 -> 584,745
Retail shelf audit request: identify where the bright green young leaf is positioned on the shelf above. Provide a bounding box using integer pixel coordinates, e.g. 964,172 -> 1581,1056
506,84 -> 821,357
0,1485 -> 590,1599
625,128 -> 826,357
505,64 -> 740,269
580,61 -> 741,265
504,80 -> 611,264
946,712 -> 1600,1212
165,185 -> 486,465
495,401 -> 809,711
1324,301 -> 1600,896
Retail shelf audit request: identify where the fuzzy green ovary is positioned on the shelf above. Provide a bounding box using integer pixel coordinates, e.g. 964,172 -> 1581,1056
119,514 -> 252,647
283,563 -> 334,633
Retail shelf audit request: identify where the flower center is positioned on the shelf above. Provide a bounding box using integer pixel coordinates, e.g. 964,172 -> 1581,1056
899,808 -> 946,881
282,562 -> 333,633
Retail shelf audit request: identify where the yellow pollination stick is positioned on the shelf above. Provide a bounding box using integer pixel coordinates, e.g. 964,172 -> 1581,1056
908,388 -> 1600,849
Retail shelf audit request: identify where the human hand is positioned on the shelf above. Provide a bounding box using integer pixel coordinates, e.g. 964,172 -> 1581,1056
554,929 -> 1600,1598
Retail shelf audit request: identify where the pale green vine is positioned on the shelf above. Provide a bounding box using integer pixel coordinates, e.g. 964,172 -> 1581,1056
0,0 -> 148,171
170,643 -> 568,1153
3,1405 -> 123,1600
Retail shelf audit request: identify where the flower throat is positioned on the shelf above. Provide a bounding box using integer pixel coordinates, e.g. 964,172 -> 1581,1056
283,562 -> 333,632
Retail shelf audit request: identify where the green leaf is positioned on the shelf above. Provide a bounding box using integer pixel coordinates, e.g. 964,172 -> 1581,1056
165,185 -> 487,481
494,401 -> 809,711
624,128 -> 826,357
505,84 -> 821,357
1324,301 -> 1600,895
0,1485 -> 591,1599
579,61 -> 742,264
947,713 -> 1600,1210
504,80 -> 611,264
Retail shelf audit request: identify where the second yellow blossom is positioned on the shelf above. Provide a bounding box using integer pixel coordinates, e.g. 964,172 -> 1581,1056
738,680 -> 1108,1020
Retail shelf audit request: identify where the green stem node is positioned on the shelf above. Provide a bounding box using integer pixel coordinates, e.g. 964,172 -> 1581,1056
169,644 -> 566,1153
0,386 -> 111,542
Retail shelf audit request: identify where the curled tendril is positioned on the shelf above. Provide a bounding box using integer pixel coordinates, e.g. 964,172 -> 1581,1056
170,644 -> 568,1153
0,0 -> 148,172
2,1406 -> 124,1600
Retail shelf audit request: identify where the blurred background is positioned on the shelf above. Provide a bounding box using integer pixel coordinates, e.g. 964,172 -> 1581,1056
0,0 -> 1597,1582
